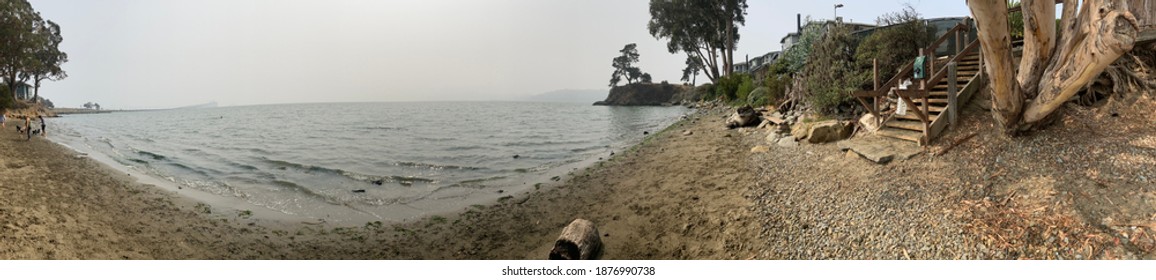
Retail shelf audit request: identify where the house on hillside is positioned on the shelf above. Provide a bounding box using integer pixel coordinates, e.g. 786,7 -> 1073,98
780,15 -> 877,51
2,82 -> 34,100
849,17 -> 976,56
733,51 -> 780,74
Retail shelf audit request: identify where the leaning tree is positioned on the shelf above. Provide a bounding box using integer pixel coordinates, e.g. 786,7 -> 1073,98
968,0 -> 1140,134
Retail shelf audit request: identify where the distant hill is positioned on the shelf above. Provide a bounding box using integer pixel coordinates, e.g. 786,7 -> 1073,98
524,89 -> 608,103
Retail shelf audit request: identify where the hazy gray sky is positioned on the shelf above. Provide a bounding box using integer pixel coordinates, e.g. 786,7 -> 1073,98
30,0 -> 969,109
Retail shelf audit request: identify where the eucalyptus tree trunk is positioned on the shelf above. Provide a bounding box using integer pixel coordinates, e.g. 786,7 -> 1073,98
968,0 -> 1139,133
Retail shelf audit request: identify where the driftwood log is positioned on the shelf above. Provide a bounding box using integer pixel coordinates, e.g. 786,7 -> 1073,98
725,105 -> 760,129
548,219 -> 603,260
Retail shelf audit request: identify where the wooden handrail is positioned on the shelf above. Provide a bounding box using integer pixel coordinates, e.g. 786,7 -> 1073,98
853,18 -> 979,134
925,23 -> 968,57
923,39 -> 981,93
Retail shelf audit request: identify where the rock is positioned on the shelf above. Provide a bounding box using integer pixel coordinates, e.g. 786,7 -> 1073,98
859,114 -> 880,133
595,83 -> 694,106
777,137 -> 798,147
352,189 -> 366,193
756,119 -> 772,129
549,219 -> 603,260
725,105 -> 760,129
372,179 -> 384,185
750,145 -> 770,153
682,130 -> 693,136
791,121 -> 814,140
806,120 -> 853,144
513,154 -> 520,159
765,132 -> 782,144
845,150 -> 860,159
838,137 -> 923,164
643,131 -> 649,135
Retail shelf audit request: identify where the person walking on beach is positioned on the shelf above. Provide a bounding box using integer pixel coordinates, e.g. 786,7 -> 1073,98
23,116 -> 31,140
38,115 -> 46,137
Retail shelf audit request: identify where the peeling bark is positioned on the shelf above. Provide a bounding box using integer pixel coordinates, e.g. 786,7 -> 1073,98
1017,0 -> 1057,96
1024,0 -> 1138,123
969,0 -> 1025,131
969,0 -> 1140,130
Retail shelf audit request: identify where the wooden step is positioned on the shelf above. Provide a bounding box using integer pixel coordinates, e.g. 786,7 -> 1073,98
878,128 -> 924,143
910,98 -> 950,104
884,119 -> 926,131
895,111 -> 940,122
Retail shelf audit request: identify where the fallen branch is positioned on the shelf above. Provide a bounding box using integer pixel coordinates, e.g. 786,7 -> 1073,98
933,132 -> 979,156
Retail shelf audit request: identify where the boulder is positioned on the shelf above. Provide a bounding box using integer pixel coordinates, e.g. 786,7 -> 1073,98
859,114 -> 880,133
776,137 -> 798,147
790,121 -> 814,140
750,145 -> 770,153
765,131 -> 782,144
806,120 -> 852,144
725,105 -> 760,129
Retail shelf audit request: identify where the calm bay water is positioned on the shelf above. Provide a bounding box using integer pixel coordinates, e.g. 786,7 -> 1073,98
51,102 -> 690,223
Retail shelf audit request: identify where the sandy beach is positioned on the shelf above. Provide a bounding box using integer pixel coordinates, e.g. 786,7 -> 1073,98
3,99 -> 1154,259
0,107 -> 763,259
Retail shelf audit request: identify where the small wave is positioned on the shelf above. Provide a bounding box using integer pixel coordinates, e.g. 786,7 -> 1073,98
167,162 -> 211,177
355,125 -> 404,131
455,176 -> 507,185
414,136 -> 456,142
260,158 -> 345,175
501,139 -> 590,147
136,150 -> 167,161
394,161 -> 483,171
260,157 -> 435,186
268,180 -> 338,204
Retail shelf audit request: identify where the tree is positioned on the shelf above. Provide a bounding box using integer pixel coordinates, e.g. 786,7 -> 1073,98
0,0 -> 39,100
609,43 -> 650,87
681,55 -> 702,85
83,102 -> 92,109
647,0 -> 747,83
967,0 -> 1139,133
0,0 -> 66,109
24,19 -> 67,103
640,73 -> 653,84
94,103 -> 100,110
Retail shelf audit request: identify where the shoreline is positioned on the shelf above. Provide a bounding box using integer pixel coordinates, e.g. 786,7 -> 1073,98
2,105 -> 752,259
42,107 -> 691,227
9,99 -> 1151,259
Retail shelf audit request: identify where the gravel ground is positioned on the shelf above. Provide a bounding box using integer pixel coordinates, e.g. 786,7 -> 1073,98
743,95 -> 1156,260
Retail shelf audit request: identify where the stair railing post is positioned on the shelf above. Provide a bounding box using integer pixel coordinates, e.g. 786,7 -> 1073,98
948,61 -> 958,128
955,27 -> 962,55
873,58 -> 880,126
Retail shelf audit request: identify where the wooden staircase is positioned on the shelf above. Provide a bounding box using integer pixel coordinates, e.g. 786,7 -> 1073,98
878,53 -> 984,144
853,19 -> 986,145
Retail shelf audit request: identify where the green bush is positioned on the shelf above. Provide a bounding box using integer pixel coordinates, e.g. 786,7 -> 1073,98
763,74 -> 789,103
746,87 -> 770,106
1008,1 -> 1023,40
802,22 -> 859,114
775,19 -> 825,75
735,75 -> 755,102
853,6 -> 936,90
712,73 -> 753,101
